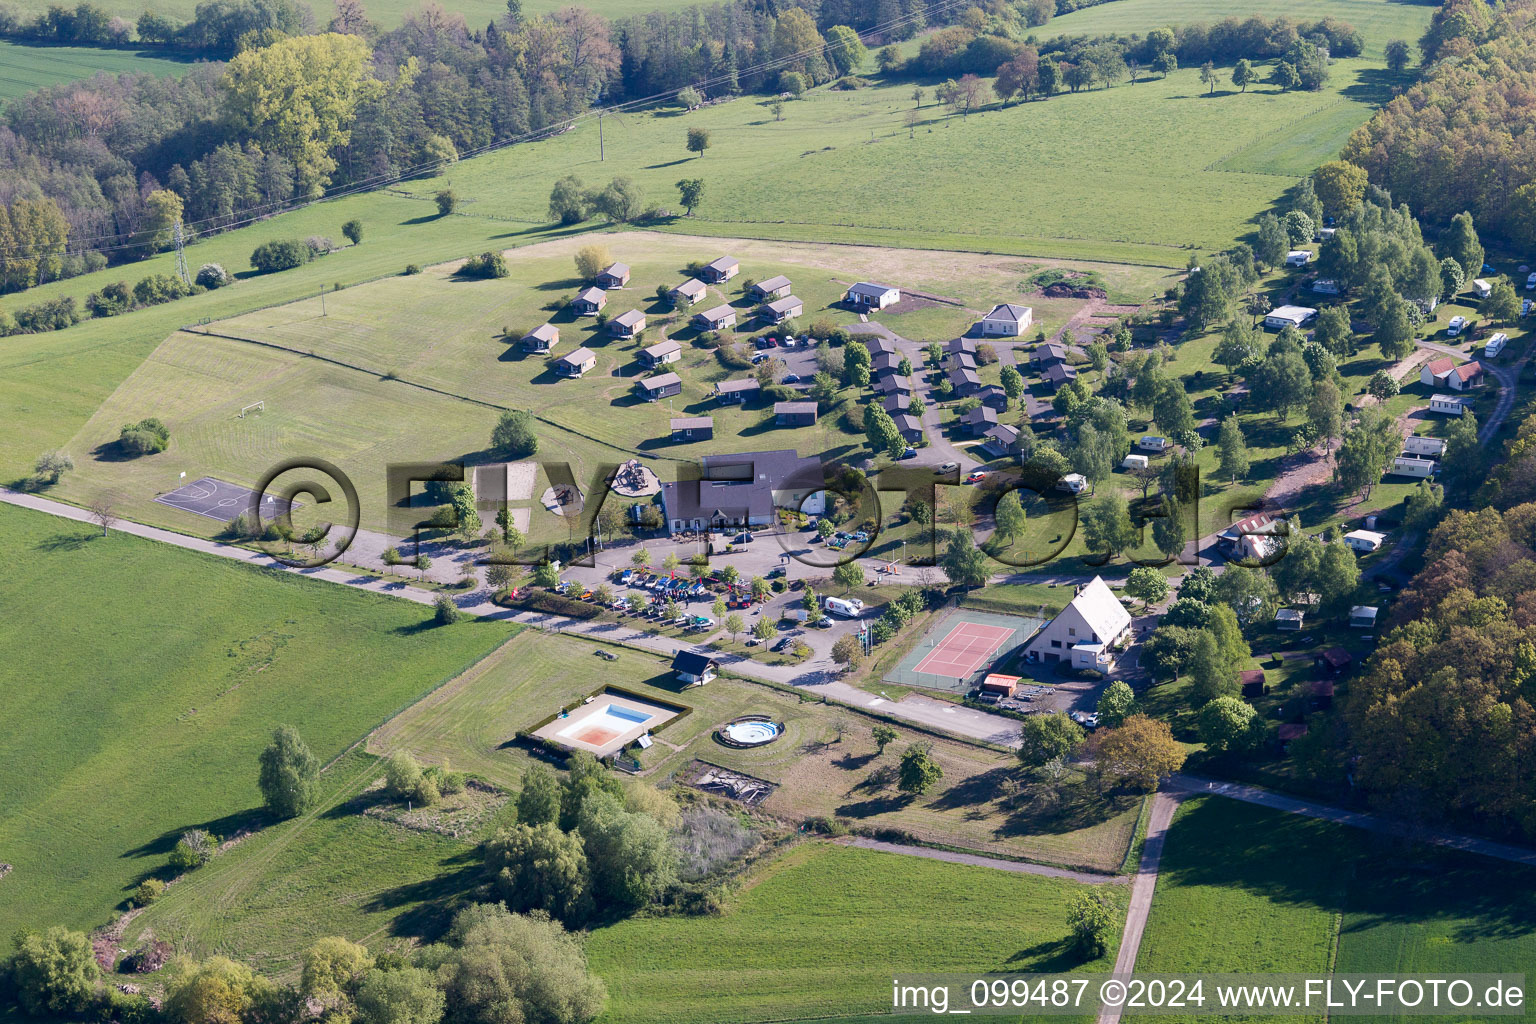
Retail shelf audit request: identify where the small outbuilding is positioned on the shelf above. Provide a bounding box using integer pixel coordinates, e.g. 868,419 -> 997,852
701,257 -> 738,284
1275,608 -> 1305,631
713,378 -> 761,404
670,278 -> 707,306
1430,393 -> 1470,416
672,650 -> 719,685
610,309 -> 648,338
1239,668 -> 1267,699
572,286 -> 607,315
596,263 -> 630,289
521,323 -> 560,353
693,304 -> 737,332
750,275 -> 792,301
1349,605 -> 1379,629
845,281 -> 900,310
979,673 -> 1020,697
760,295 -> 804,323
635,372 -> 683,402
556,347 -> 596,378
638,338 -> 681,369
775,401 -> 818,426
1314,646 -> 1353,676
670,416 -> 713,442
1343,529 -> 1385,553
977,303 -> 1034,336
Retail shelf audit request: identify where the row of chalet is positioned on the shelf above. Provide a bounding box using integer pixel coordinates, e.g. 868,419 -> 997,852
861,332 -> 923,443
1034,342 -> 1078,393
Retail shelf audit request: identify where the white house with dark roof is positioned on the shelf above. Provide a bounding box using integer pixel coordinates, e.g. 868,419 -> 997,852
750,275 -> 792,300
702,256 -> 738,283
521,323 -> 560,353
1024,576 -> 1132,671
845,282 -> 900,310
977,303 -> 1034,336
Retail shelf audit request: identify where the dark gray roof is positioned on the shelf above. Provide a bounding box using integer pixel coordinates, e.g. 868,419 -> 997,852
874,375 -> 912,395
613,309 -> 647,328
882,392 -> 910,412
638,372 -> 682,391
661,450 -> 822,524
754,275 -> 791,293
775,401 -> 817,414
1043,363 -> 1078,383
715,378 -> 761,394
872,352 -> 903,373
672,650 -> 718,675
946,337 -> 977,354
893,413 -> 923,435
949,367 -> 981,387
671,416 -> 712,430
961,405 -> 997,426
1036,343 -> 1067,363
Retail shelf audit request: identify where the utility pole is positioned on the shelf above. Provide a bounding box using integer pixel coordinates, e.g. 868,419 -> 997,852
173,218 -> 190,287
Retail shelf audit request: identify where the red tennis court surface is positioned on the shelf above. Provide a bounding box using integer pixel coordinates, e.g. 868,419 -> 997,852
912,621 -> 1016,679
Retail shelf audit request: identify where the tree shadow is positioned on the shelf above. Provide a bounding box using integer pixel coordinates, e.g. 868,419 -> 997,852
34,530 -> 99,552
121,807 -> 270,861
835,793 -> 916,817
645,158 -> 692,169
1007,936 -> 1089,972
362,849 -> 486,943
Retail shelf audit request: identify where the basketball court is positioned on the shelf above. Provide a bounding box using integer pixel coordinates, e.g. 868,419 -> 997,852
154,477 -> 297,523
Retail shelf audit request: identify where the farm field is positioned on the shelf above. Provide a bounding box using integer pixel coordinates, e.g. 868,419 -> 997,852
396,58 -> 1399,264
586,842 -> 1125,1024
48,231 -> 1171,538
1047,0 -> 1435,59
1130,797 -> 1536,1024
0,501 -> 516,942
0,40 -> 195,100
371,629 -> 1146,872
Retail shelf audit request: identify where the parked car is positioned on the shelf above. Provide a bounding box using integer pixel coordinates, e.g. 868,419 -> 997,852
767,565 -> 786,579
1070,710 -> 1100,730
966,470 -> 988,484
901,446 -> 917,460
1526,272 -> 1536,290
781,373 -> 800,384
771,637 -> 792,652
936,461 -> 960,474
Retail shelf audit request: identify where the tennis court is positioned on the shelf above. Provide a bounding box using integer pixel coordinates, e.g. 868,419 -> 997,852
885,608 -> 1043,694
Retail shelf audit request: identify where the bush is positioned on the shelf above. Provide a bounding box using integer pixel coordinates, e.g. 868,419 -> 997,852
169,829 -> 218,869
304,235 -> 335,256
135,878 -> 166,905
435,189 -> 457,215
674,806 -> 757,881
118,417 -> 170,456
195,262 -> 229,288
85,281 -> 133,317
251,239 -> 312,273
133,273 -> 193,306
403,263 -> 421,275
490,409 -> 538,457
10,926 -> 99,1016
32,450 -> 74,487
459,251 -> 509,278
341,219 -> 363,245
434,593 -> 461,624
10,296 -> 82,334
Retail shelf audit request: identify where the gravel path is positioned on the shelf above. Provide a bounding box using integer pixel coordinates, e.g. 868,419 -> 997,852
843,837 -> 1127,885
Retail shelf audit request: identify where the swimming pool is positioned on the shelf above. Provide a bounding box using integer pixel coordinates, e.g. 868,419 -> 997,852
557,703 -> 654,740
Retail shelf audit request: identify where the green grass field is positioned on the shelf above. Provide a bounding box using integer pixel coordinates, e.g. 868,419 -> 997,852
586,842 -> 1125,1024
0,501 -> 516,942
43,231 -> 1169,539
371,629 -> 1145,871
1047,0 -> 1433,60
0,40 -> 194,101
1131,797 -> 1536,1024
396,58 -> 1400,265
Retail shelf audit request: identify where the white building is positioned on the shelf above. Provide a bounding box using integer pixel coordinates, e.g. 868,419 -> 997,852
1025,577 -> 1133,671
1264,305 -> 1318,330
1343,529 -> 1385,553
1430,393 -> 1470,416
1350,605 -> 1379,629
1403,434 -> 1446,458
1391,454 -> 1437,478
846,282 -> 900,310
976,303 -> 1034,336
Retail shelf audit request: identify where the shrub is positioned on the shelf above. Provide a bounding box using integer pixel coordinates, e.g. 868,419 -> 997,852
435,189 -> 457,215
459,251 -> 509,278
251,239 -> 312,273
434,593 -> 461,624
195,262 -> 229,289
10,296 -> 82,333
403,263 -> 421,275
133,273 -> 193,306
341,219 -> 363,245
169,829 -> 217,869
118,417 -> 170,456
32,450 -> 74,487
10,927 -> 99,1016
304,235 -> 335,256
86,281 -> 133,317
674,806 -> 757,881
134,878 -> 166,905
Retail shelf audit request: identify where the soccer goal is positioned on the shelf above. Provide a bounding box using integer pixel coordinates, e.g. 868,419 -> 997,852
239,401 -> 265,418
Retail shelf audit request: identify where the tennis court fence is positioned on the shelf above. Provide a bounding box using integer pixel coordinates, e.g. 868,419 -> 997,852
882,608 -> 1044,694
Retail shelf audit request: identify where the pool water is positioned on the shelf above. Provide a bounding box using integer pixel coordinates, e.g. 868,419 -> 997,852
557,703 -> 654,739
722,720 -> 780,745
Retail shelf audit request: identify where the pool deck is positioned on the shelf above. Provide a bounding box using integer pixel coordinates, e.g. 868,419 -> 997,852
531,692 -> 682,758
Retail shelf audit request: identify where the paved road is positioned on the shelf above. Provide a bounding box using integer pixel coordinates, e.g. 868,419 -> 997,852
1414,338 -> 1527,443
844,837 -> 1127,885
1168,774 -> 1536,868
1097,791 -> 1183,1024
1,487 -> 1024,749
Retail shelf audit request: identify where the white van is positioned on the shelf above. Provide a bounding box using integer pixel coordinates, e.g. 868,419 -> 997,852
1486,332 -> 1508,358
822,596 -> 865,618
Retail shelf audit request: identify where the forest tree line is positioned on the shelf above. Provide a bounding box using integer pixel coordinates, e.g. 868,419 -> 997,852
1344,0 -> 1536,245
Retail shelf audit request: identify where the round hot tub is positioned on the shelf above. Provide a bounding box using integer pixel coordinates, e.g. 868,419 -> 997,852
718,716 -> 783,747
